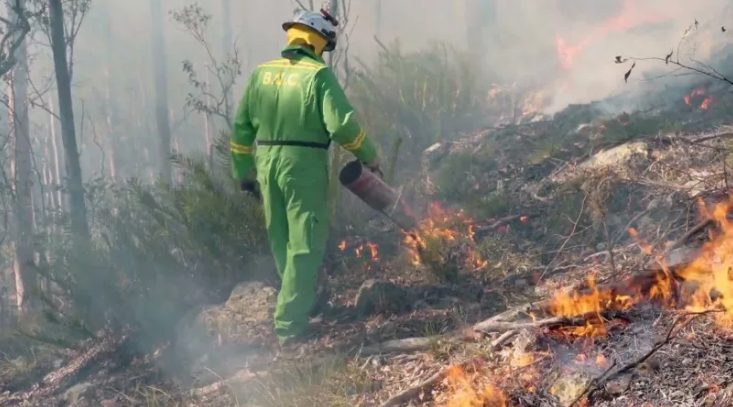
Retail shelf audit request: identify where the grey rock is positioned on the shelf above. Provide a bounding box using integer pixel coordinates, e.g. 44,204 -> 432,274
354,279 -> 411,317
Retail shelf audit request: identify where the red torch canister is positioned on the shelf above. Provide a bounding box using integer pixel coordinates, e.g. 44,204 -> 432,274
339,160 -> 417,231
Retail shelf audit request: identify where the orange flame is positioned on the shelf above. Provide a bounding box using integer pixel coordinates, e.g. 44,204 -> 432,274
700,96 -> 714,110
550,197 -> 733,337
677,198 -> 733,322
403,203 -> 488,272
555,0 -> 668,69
548,274 -> 637,337
595,354 -> 608,367
367,242 -> 380,262
683,86 -> 713,110
339,239 -> 380,262
444,366 -> 507,407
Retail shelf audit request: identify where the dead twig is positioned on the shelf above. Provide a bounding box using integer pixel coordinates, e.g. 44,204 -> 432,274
489,330 -> 517,349
539,192 -> 589,282
668,218 -> 713,251
380,358 -> 480,407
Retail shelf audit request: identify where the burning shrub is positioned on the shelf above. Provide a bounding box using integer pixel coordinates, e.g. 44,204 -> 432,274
404,203 -> 488,283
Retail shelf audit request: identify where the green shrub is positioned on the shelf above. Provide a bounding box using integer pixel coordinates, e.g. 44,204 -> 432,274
349,41 -> 490,178
40,156 -> 268,347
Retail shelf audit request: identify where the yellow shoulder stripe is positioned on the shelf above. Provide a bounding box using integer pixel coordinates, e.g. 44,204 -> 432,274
259,63 -> 321,72
230,141 -> 254,155
342,129 -> 367,151
258,58 -> 324,71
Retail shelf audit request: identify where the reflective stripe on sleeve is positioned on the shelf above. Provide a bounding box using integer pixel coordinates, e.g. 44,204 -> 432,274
342,129 -> 366,151
230,141 -> 254,155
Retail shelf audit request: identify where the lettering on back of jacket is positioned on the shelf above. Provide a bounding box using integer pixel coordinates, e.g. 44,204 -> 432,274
262,71 -> 300,87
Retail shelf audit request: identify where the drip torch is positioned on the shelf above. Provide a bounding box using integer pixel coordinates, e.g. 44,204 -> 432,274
339,160 -> 418,233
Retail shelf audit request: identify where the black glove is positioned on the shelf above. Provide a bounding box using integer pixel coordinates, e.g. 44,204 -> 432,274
240,180 -> 261,200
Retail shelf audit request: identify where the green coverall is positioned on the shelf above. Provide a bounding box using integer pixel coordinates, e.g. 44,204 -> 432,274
231,44 -> 378,341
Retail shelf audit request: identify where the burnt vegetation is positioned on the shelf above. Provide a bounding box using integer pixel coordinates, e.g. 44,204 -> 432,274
1,2 -> 733,407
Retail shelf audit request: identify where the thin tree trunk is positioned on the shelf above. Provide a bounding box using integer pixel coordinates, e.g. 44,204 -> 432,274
48,98 -> 63,213
49,0 -> 89,238
100,3 -> 118,181
8,0 -> 35,314
150,0 -> 172,183
220,0 -> 233,122
136,71 -> 156,182
464,0 -> 496,53
203,61 -> 213,162
327,0 -> 341,218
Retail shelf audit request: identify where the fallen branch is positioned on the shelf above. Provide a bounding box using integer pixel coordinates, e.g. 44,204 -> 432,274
473,316 -> 566,334
667,218 -> 713,251
689,132 -> 733,145
0,330 -> 130,405
360,337 -> 436,356
471,301 -> 541,327
191,369 -> 259,399
489,330 -> 517,349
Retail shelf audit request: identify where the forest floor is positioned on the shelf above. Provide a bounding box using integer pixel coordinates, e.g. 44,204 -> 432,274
3,78 -> 733,406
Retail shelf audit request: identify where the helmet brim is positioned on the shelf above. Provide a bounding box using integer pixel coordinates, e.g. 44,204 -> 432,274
283,21 -> 323,34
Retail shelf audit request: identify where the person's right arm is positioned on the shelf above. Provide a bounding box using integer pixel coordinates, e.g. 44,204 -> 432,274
314,67 -> 380,170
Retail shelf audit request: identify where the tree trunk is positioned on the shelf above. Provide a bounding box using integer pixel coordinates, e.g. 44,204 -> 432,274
327,0 -> 342,218
49,0 -> 89,238
221,0 -> 233,122
100,2 -> 118,181
327,0 -> 339,66
464,0 -> 496,53
8,0 -> 35,314
48,97 -> 63,213
150,0 -> 172,183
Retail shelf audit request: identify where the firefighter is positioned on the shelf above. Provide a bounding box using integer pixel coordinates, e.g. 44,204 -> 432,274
230,10 -> 381,345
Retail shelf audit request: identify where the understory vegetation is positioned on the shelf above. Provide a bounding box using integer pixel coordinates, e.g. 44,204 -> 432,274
3,13 -> 733,404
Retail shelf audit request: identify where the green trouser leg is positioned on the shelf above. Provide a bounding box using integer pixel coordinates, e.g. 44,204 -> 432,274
257,148 -> 329,342
258,155 -> 288,278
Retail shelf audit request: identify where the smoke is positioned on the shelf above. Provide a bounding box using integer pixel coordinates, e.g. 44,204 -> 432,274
27,0 -> 732,179
343,0 -> 732,113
